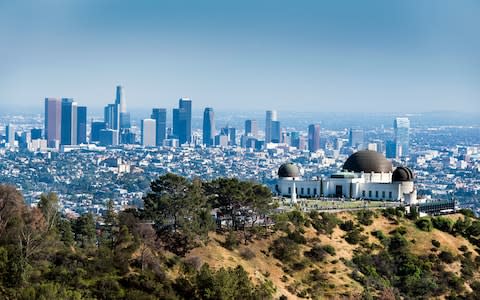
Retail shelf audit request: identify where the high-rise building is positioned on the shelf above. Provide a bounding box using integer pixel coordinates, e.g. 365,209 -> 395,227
141,118 -> 156,147
151,108 -> 167,147
104,103 -> 118,130
5,124 -> 15,145
203,107 -> 215,146
61,98 -> 78,146
44,98 -> 62,147
77,106 -> 87,144
91,121 -> 106,142
349,129 -> 364,149
271,120 -> 281,143
115,85 -> 131,130
394,117 -> 410,157
30,128 -> 42,140
173,98 -> 192,145
385,140 -> 396,159
265,110 -> 277,143
308,124 -> 321,152
245,119 -> 258,137
99,129 -> 118,146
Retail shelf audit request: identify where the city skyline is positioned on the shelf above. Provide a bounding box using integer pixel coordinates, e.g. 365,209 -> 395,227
0,1 -> 479,113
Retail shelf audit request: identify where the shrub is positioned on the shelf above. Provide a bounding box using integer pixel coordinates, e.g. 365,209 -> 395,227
459,209 -> 475,218
432,217 -> 454,232
357,210 -> 374,226
431,240 -> 441,248
340,220 -> 355,232
224,231 -> 239,250
322,245 -> 336,256
287,230 -> 307,244
288,210 -> 306,227
304,244 -> 327,262
415,218 -> 433,232
345,229 -> 366,245
270,237 -> 299,262
239,248 -> 256,260
438,251 -> 455,264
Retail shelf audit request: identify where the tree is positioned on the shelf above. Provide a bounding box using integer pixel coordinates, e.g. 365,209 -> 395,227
0,185 -> 25,239
73,213 -> 97,248
143,173 -> 208,256
38,192 -> 60,233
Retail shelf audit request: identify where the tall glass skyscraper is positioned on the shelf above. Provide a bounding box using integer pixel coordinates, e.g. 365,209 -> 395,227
349,128 -> 364,149
77,106 -> 87,144
44,98 -> 62,147
265,110 -> 277,143
245,119 -> 258,137
203,107 -> 215,146
173,98 -> 192,145
151,108 -> 167,147
271,120 -> 281,143
308,124 -> 321,152
394,117 -> 410,157
141,118 -> 156,147
61,98 -> 78,146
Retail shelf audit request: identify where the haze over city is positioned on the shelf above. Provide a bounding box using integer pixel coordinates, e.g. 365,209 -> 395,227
1,0 -> 479,113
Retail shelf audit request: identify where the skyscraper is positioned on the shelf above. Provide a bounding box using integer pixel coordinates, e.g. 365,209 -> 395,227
173,98 -> 192,145
5,124 -> 15,145
77,106 -> 87,144
61,98 -> 78,146
349,128 -> 364,149
115,86 -> 131,130
104,103 -> 118,130
245,119 -> 258,137
203,107 -> 215,146
151,108 -> 167,147
265,110 -> 277,143
394,117 -> 410,157
271,120 -> 281,143
141,119 -> 156,147
308,124 -> 321,152
91,121 -> 106,142
44,98 -> 62,147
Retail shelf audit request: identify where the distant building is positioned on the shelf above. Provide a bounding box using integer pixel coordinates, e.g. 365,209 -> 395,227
308,124 -> 321,152
141,119 -> 156,147
265,110 -> 277,143
91,121 -> 106,143
215,134 -> 229,147
271,120 -> 281,143
5,124 -> 15,145
203,107 -> 215,146
385,140 -> 396,159
245,119 -> 258,137
120,129 -> 136,144
173,98 -> 192,145
44,98 -> 62,147
151,108 -> 167,147
104,103 -> 118,130
394,117 -> 410,157
99,129 -> 118,146
30,128 -> 42,140
61,98 -> 78,146
77,106 -> 87,144
349,128 -> 364,149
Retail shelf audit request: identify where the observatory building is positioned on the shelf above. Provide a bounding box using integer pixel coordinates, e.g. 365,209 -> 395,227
275,150 -> 416,203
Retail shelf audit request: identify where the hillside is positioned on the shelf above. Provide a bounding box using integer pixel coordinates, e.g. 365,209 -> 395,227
184,210 -> 480,299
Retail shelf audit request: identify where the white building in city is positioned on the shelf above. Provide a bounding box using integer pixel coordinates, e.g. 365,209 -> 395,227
275,150 -> 417,203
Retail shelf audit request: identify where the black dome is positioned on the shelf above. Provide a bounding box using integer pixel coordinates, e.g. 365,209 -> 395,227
343,150 -> 393,173
392,166 -> 414,181
278,163 -> 300,178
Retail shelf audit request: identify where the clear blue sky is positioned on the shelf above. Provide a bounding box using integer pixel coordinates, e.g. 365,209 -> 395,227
0,0 -> 479,113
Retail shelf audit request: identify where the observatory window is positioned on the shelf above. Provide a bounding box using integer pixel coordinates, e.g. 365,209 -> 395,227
389,191 -> 392,199
313,188 -> 317,195
375,191 -> 379,198
382,191 -> 385,198
288,187 -> 291,194
362,190 -> 366,197
307,188 -> 310,195
368,191 -> 372,197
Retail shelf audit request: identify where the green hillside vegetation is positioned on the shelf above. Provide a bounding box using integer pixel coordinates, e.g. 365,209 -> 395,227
0,174 -> 479,299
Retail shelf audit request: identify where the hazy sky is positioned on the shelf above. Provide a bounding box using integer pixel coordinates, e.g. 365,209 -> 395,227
0,0 -> 479,113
